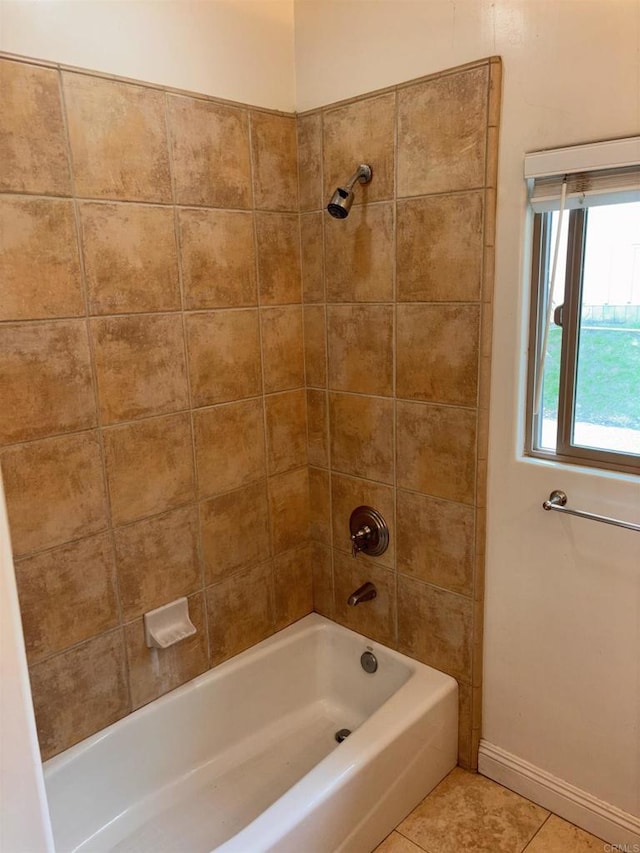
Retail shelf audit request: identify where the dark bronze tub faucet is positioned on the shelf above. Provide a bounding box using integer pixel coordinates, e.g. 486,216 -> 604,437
347,582 -> 378,607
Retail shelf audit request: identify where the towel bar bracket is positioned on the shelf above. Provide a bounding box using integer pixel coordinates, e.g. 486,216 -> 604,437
542,490 -> 640,533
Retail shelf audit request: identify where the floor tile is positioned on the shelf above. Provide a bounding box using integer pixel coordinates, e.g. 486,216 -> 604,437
375,831 -> 424,853
398,768 -> 549,853
525,814 -> 605,852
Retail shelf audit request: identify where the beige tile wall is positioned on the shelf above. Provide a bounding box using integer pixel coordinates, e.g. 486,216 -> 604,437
300,57 -> 501,769
1,53 -> 499,769
0,56 -> 312,760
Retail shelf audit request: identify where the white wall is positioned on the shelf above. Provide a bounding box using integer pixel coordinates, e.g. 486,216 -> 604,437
0,0 -> 296,111
294,0 -> 640,823
0,473 -> 54,853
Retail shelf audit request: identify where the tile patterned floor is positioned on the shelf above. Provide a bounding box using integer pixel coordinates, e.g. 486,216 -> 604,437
376,767 -> 607,853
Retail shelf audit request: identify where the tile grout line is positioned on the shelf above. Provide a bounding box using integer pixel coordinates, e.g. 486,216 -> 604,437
0,186 -> 292,214
162,88 -> 211,667
389,85 -> 400,649
293,114 -> 314,601
298,386 -> 482,409
12,500 -> 198,563
0,301 -> 310,326
55,65 -> 133,712
318,109 -> 337,619
520,813 -> 553,852
248,111 -> 278,634
0,182 -> 488,209
393,825 -> 437,853
27,624 -> 127,678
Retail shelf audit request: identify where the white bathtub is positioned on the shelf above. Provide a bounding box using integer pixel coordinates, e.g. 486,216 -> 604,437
44,614 -> 458,853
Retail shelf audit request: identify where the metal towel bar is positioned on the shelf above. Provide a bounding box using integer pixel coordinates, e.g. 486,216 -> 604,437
542,490 -> 640,533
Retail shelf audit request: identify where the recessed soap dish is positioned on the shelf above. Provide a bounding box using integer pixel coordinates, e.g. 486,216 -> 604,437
144,597 -> 196,649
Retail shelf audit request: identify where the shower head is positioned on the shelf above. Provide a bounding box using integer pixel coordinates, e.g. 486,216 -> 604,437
327,187 -> 353,219
327,163 -> 372,219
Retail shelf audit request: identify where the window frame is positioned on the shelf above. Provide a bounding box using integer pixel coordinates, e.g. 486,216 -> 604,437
525,205 -> 640,476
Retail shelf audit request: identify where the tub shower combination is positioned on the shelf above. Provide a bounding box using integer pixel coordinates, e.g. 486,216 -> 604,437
41,174 -> 460,853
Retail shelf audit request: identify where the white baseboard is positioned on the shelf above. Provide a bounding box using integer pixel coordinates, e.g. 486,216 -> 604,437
478,740 -> 640,848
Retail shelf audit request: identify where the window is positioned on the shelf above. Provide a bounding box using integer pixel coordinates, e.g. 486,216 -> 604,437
524,138 -> 640,475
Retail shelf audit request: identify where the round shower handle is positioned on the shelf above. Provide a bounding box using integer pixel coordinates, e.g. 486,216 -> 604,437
349,506 -> 389,558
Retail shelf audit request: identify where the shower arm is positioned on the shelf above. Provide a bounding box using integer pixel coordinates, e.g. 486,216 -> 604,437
342,164 -> 372,191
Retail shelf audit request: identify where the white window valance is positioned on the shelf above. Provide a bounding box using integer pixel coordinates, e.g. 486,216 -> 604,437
524,136 -> 640,212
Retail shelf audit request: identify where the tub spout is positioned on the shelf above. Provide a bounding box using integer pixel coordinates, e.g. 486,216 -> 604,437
347,582 -> 377,606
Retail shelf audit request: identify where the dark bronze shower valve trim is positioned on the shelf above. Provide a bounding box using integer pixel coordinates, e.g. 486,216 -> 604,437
349,505 -> 389,558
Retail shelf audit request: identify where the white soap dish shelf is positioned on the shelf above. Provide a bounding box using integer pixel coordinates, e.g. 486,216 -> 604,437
144,597 -> 196,649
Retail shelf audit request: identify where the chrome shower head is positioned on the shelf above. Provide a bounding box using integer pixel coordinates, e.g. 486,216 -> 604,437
327,163 -> 372,219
